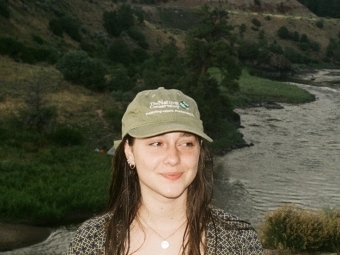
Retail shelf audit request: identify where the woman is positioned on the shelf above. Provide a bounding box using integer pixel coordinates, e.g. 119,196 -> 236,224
67,87 -> 264,255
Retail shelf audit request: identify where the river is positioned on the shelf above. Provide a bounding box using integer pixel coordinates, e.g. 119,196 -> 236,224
2,69 -> 340,254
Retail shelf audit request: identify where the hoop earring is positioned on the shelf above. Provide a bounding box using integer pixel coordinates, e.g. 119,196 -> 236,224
127,161 -> 136,169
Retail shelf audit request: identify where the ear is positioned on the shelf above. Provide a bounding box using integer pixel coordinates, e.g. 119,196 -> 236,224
124,140 -> 135,164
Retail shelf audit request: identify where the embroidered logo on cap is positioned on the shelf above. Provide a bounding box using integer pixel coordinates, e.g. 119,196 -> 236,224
179,101 -> 189,109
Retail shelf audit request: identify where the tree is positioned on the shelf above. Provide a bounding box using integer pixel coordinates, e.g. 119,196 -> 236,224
185,4 -> 240,93
182,4 -> 241,137
103,4 -> 135,37
56,50 -> 106,90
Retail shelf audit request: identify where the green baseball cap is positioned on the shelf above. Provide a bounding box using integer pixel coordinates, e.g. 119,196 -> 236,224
107,87 -> 212,155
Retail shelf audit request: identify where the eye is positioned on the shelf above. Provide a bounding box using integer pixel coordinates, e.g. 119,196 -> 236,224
183,141 -> 194,147
179,139 -> 197,148
150,141 -> 162,147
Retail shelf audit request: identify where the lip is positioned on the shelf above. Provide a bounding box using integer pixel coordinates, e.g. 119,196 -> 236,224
161,172 -> 183,180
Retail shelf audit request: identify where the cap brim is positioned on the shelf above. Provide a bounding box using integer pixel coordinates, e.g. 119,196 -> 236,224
128,122 -> 213,142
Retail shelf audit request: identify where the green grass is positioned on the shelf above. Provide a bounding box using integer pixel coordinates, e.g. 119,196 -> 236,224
228,69 -> 316,107
0,127 -> 111,225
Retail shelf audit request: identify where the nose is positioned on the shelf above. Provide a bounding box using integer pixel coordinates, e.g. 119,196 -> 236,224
163,144 -> 180,166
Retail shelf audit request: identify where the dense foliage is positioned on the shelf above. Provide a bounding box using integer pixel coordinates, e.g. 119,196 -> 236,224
56,50 -> 106,91
298,0 -> 340,18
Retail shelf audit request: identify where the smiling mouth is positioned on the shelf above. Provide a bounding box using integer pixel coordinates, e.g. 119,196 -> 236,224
161,173 -> 183,180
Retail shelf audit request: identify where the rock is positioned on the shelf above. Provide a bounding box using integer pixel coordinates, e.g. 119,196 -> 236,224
0,223 -> 51,252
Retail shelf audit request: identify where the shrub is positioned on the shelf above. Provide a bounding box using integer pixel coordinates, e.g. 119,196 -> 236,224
108,68 -> 135,92
259,204 -> 340,253
315,20 -> 324,29
268,42 -> 283,54
103,4 -> 134,37
108,39 -> 132,65
283,47 -> 305,64
0,0 -> 10,18
237,41 -> 260,61
251,18 -> 261,27
239,23 -> 247,37
258,30 -> 265,39
277,26 -> 290,39
32,34 -> 44,45
59,14 -> 82,42
49,19 -> 64,37
300,33 -> 309,43
127,27 -> 148,49
291,31 -> 300,42
50,126 -> 84,146
103,108 -> 125,132
56,50 -> 106,90
132,48 -> 149,63
49,15 -> 82,41
254,0 -> 261,6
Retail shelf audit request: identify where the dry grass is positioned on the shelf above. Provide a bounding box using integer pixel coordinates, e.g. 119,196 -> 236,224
259,204 -> 340,254
0,56 -> 119,146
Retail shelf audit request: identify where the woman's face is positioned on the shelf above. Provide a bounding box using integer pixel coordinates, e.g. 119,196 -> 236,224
124,132 -> 201,201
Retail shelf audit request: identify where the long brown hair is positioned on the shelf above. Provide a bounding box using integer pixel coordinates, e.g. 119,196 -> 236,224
104,134 -> 214,255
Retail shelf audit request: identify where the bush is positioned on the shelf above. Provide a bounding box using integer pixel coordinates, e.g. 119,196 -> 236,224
132,48 -> 149,63
237,41 -> 260,61
0,37 -> 58,64
315,20 -> 324,29
56,50 -> 106,90
0,0 -> 10,18
50,126 -> 84,146
103,108 -> 125,132
283,47 -> 306,64
108,68 -> 135,92
103,4 -> 134,37
254,0 -> 261,6
108,39 -> 132,65
32,34 -> 44,45
59,14 -> 82,42
251,18 -> 261,27
49,19 -> 64,37
300,33 -> 309,43
127,27 -> 149,49
277,26 -> 290,39
49,15 -> 82,41
268,42 -> 283,54
259,204 -> 340,253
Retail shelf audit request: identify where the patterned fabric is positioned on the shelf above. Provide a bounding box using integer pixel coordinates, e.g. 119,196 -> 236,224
67,207 -> 264,255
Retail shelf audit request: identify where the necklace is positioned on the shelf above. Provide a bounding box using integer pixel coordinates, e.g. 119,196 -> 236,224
139,217 -> 186,250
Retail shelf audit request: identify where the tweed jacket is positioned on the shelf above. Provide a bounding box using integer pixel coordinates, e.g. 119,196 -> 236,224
67,207 -> 264,255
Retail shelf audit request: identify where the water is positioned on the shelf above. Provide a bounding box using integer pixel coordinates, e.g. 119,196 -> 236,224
2,69 -> 340,254
214,69 -> 340,227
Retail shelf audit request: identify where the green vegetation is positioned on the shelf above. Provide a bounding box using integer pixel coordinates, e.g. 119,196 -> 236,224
0,0 -> 10,18
259,204 -> 340,253
0,2 -> 320,226
0,36 -> 59,64
49,14 -> 82,42
56,50 -> 106,91
228,69 -> 315,107
297,0 -> 340,18
0,143 -> 111,224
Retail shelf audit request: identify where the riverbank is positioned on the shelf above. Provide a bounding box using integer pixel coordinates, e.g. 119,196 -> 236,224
0,224 -> 51,252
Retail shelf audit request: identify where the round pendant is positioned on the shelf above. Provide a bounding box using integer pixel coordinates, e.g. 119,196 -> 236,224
161,240 -> 169,249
